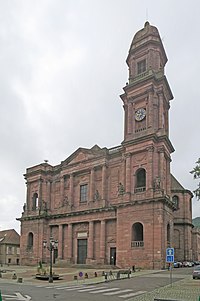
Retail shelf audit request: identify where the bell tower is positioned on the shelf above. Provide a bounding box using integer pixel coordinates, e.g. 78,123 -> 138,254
120,22 -> 175,198
121,21 -> 173,144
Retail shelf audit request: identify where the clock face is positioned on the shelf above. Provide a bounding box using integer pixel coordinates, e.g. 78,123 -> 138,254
135,108 -> 146,121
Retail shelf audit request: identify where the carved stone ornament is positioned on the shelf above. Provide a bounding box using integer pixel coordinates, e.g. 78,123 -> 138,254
94,190 -> 100,201
118,182 -> 125,195
153,176 -> 161,190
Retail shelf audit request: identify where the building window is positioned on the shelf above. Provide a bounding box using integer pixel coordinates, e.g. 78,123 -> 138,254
137,59 -> 146,74
172,195 -> 179,210
131,222 -> 144,248
80,184 -> 88,203
135,168 -> 146,192
27,232 -> 34,250
7,246 -> 13,255
32,193 -> 38,210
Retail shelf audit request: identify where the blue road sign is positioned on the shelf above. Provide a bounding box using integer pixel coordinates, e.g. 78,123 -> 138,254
166,248 -> 174,263
166,248 -> 174,256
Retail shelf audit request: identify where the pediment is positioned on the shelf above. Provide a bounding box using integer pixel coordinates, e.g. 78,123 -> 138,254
62,145 -> 107,166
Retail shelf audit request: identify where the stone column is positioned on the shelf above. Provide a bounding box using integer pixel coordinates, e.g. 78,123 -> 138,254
88,221 -> 94,260
125,154 -> 131,193
158,147 -> 165,190
89,168 -> 95,202
26,182 -> 30,211
38,178 -> 43,208
158,92 -> 164,129
148,90 -> 154,129
127,102 -> 133,134
60,176 -> 64,204
100,220 -> 106,262
69,174 -> 74,206
147,146 -> 154,190
47,180 -> 51,209
67,223 -> 73,260
102,164 -> 107,201
58,224 -> 63,259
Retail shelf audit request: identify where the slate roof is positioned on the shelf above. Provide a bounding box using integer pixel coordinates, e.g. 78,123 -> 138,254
0,229 -> 20,245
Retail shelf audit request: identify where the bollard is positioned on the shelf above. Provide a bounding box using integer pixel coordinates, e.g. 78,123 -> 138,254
85,273 -> 88,279
0,290 -> 2,301
74,275 -> 77,280
17,277 -> 23,283
104,272 -> 108,282
94,272 -> 97,277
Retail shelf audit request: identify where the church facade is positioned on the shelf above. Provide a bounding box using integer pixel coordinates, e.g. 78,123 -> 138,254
18,22 -> 194,269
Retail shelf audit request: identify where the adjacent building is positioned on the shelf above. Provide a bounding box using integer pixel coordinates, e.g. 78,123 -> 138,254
18,22 -> 194,269
0,229 -> 20,265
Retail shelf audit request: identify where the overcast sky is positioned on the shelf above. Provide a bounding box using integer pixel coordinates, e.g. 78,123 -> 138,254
0,0 -> 200,234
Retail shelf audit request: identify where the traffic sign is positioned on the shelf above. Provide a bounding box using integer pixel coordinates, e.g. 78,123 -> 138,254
166,248 -> 174,263
166,247 -> 174,256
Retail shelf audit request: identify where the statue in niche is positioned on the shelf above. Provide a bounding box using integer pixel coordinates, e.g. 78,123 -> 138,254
41,200 -> 47,211
94,190 -> 100,201
63,195 -> 69,206
154,177 -> 161,190
118,182 -> 125,195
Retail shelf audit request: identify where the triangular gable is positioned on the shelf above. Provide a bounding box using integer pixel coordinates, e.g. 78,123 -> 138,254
62,145 -> 107,166
171,174 -> 185,191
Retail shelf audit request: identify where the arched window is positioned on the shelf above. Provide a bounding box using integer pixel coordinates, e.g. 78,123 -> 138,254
167,223 -> 170,246
131,222 -> 144,247
27,232 -> 34,250
172,195 -> 179,210
135,168 -> 146,192
32,193 -> 38,210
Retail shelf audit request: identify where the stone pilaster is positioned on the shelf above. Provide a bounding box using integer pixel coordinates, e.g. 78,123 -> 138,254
58,224 -> 63,259
87,221 -> 94,260
67,223 -> 73,261
89,168 -> 95,202
100,220 -> 106,262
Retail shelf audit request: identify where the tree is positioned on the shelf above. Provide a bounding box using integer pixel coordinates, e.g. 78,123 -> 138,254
190,158 -> 200,200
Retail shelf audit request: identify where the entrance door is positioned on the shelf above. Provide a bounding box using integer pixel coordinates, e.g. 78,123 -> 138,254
77,239 -> 87,264
110,247 -> 116,265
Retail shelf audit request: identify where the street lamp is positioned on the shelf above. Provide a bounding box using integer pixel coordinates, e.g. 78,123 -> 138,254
43,236 -> 58,283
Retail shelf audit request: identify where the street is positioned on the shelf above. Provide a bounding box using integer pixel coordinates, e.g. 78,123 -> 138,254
0,268 -> 193,301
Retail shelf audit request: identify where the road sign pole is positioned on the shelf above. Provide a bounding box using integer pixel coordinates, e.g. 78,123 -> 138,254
170,263 -> 172,286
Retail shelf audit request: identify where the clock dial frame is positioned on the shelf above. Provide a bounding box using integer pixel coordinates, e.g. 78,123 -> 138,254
135,108 -> 146,121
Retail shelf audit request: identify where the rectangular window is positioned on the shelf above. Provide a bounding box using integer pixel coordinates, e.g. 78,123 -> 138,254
80,184 -> 88,203
137,59 -> 146,74
7,246 -> 13,255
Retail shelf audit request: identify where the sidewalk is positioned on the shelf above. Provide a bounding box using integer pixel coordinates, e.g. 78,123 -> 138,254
0,265 -> 199,301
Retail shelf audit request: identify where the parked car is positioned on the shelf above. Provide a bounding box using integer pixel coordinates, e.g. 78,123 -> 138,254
193,261 -> 200,266
192,265 -> 200,279
174,261 -> 182,268
183,261 -> 193,267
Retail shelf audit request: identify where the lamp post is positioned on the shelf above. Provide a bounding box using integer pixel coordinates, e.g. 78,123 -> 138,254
43,236 -> 58,283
